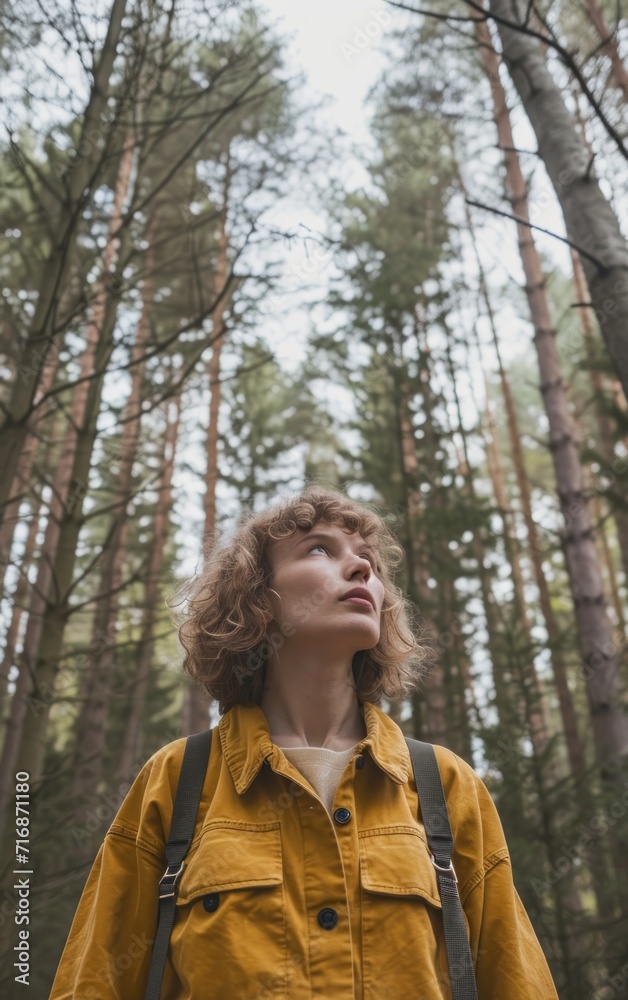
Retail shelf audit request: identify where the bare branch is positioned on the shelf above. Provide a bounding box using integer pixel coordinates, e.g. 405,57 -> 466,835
465,197 -> 608,272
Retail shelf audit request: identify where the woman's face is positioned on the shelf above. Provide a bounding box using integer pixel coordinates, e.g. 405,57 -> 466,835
265,520 -> 386,653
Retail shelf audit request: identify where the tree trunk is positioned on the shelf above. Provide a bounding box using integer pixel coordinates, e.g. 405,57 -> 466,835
386,697 -> 405,727
572,247 -> 628,593
447,349 -> 589,987
0,459 -> 50,734
71,222 -> 154,798
0,239 -> 133,855
116,389 -> 182,782
462,174 -> 586,776
0,0 -> 129,516
0,410 -> 61,728
483,397 -> 551,753
0,326 -> 99,837
390,324 -> 449,747
440,338 -> 524,746
0,135 -> 136,838
591,492 -> 626,635
0,351 -> 61,599
582,0 -> 628,100
184,151 -> 232,735
476,15 -> 628,768
425,340 -> 479,761
485,0 -> 628,404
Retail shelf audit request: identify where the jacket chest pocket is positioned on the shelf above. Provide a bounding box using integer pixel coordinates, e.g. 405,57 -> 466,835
359,826 -> 455,1000
167,822 -> 289,1000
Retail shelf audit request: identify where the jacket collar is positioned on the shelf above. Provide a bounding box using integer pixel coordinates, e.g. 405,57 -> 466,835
218,700 -> 410,795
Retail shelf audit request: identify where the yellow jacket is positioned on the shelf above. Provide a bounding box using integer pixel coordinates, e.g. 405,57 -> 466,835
50,701 -> 559,999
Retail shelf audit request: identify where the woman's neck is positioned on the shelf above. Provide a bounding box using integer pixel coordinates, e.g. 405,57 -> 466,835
260,674 -> 366,749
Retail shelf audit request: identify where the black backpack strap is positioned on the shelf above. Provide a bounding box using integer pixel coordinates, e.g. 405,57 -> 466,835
144,728 -> 213,1000
405,737 -> 478,1000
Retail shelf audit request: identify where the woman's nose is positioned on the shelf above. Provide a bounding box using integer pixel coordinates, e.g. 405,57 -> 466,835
350,556 -> 371,579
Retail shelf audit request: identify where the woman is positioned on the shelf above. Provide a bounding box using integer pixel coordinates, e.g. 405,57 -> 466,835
49,485 -> 559,999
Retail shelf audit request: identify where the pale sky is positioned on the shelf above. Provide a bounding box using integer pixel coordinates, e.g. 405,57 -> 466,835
244,0 -> 395,378
259,0 -> 391,148
251,0 -> 572,377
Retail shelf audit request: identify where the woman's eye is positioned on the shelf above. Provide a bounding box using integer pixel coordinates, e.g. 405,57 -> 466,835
308,544 -> 380,572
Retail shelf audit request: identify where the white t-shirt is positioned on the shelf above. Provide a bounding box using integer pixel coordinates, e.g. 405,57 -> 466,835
278,744 -> 360,815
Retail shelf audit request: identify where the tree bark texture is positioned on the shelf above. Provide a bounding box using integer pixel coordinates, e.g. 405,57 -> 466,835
0,0 -> 129,514
486,0 -> 628,404
477,15 -> 628,766
71,219 -> 154,798
116,389 -> 182,782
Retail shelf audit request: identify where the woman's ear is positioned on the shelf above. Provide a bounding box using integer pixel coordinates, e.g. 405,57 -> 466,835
264,586 -> 283,631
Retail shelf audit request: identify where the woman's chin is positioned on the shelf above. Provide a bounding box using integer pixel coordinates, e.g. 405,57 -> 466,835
349,630 -> 379,650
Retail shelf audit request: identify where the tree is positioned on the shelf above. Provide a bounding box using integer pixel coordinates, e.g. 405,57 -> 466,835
483,0 -> 628,401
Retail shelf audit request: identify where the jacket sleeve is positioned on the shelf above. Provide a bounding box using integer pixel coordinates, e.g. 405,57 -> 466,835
464,855 -> 559,1000
48,830 -> 162,1000
433,746 -> 560,1000
49,740 -> 186,1000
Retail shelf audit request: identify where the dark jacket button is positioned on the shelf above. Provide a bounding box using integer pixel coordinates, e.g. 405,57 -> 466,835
333,807 -> 351,825
203,892 -> 220,912
355,756 -> 365,769
317,907 -> 338,930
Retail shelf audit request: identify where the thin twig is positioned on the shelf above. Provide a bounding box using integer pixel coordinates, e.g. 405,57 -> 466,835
465,198 -> 607,273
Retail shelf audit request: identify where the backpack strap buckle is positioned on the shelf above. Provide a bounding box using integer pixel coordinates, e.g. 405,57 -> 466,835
158,861 -> 184,899
430,853 -> 458,883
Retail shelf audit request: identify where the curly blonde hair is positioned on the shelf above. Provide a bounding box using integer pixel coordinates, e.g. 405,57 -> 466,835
168,484 -> 428,714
